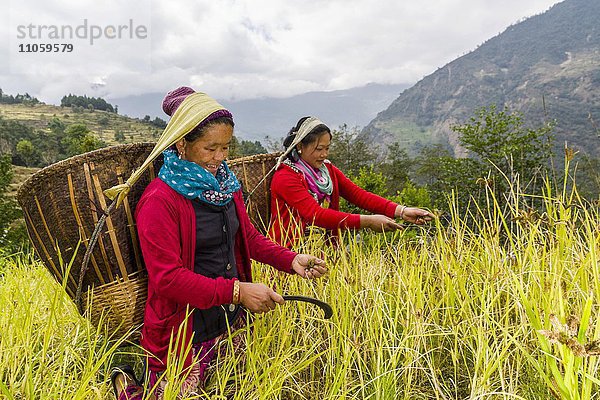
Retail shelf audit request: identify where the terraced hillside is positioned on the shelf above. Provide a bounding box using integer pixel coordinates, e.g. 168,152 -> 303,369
0,103 -> 162,145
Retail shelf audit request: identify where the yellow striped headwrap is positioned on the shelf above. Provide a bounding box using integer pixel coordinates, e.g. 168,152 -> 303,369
103,92 -> 227,208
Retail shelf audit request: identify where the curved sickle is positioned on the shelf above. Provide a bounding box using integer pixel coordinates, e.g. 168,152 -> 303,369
283,295 -> 333,319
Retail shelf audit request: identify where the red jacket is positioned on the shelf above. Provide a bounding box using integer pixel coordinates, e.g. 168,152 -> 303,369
136,178 -> 297,372
269,161 -> 398,247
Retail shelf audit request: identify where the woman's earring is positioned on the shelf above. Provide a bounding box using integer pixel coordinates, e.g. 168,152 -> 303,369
178,150 -> 185,160
298,149 -> 302,154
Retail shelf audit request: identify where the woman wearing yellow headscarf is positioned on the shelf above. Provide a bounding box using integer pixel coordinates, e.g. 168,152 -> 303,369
108,87 -> 327,399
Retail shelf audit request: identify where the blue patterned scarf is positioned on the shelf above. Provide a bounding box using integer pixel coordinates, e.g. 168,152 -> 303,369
158,150 -> 241,206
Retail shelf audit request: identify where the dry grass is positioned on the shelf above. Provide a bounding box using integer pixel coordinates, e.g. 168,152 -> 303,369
1,168 -> 599,399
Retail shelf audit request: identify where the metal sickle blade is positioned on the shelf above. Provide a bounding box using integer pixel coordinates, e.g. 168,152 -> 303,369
283,295 -> 333,319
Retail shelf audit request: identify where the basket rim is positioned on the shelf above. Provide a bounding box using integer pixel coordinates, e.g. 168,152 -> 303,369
17,147 -> 280,199
17,142 -> 157,200
227,151 -> 282,167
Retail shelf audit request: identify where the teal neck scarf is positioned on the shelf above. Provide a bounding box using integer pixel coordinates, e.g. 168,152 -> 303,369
159,150 -> 241,206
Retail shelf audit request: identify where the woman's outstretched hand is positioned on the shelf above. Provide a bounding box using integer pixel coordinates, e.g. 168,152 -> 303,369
360,214 -> 403,232
291,254 -> 328,279
396,206 -> 435,225
239,282 -> 284,314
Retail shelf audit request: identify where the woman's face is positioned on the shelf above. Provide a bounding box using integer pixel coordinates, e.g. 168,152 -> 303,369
176,123 -> 233,176
298,132 -> 331,169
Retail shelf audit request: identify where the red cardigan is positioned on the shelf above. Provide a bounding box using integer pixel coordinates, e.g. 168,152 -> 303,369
269,161 -> 398,247
136,178 -> 297,372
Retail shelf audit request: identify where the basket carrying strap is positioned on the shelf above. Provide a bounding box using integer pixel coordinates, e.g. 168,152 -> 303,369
75,198 -> 118,311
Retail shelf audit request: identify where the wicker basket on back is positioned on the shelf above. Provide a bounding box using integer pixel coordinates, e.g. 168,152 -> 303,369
17,142 -> 161,342
17,144 -> 280,342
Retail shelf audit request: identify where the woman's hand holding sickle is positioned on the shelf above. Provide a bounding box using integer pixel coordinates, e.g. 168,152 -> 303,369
238,254 -> 332,319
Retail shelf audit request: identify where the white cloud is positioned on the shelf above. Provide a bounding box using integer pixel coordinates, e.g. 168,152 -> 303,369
1,0 -> 561,104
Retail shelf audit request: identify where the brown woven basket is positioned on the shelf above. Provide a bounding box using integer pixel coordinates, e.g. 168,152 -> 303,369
16,145 -> 280,342
17,142 -> 163,341
228,152 -> 281,233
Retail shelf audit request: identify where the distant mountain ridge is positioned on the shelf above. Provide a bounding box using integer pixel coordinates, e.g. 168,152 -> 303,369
361,0 -> 600,156
109,83 -> 409,142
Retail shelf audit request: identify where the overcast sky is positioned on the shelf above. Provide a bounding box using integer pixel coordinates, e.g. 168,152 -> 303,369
1,0 -> 561,104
